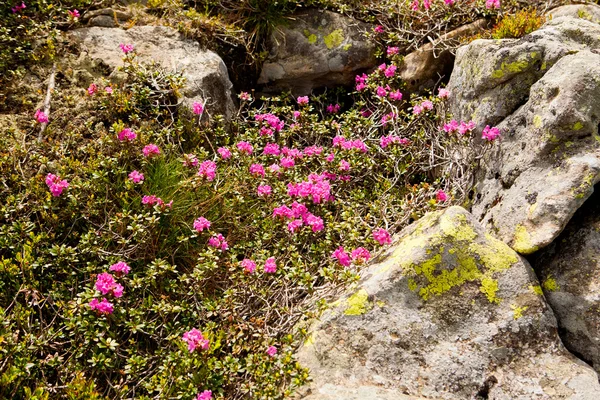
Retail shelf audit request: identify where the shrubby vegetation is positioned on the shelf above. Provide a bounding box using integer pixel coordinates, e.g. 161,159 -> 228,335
0,0 -> 559,399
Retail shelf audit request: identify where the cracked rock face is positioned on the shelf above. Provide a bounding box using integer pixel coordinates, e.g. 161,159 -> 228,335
531,188 -> 600,374
69,26 -> 236,121
447,14 -> 600,254
296,207 -> 600,399
258,9 -> 377,95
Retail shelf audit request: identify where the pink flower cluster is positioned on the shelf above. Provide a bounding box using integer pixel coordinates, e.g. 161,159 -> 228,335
45,173 -> 69,197
331,246 -> 372,267
373,228 -> 392,245
237,141 -> 254,155
438,88 -> 450,99
118,128 -> 136,141
249,163 -> 265,177
87,83 -> 98,96
273,201 -> 325,233
119,43 -> 134,54
193,217 -> 211,232
89,262 -> 129,316
142,195 -> 173,209
355,73 -> 369,91
257,185 -> 272,196
387,46 -> 399,56
378,63 -> 397,78
12,2 -> 26,13
182,328 -> 210,352
35,109 -> 49,124
95,272 -> 124,298
482,125 -> 501,141
193,101 -> 204,115
128,170 -> 144,184
287,174 -> 333,204
486,0 -> 501,9
183,153 -> 199,167
143,144 -> 161,158
380,135 -> 409,148
266,345 -> 278,357
240,257 -> 277,273
436,189 -> 449,202
67,9 -> 80,19
264,257 -> 277,273
208,234 -> 228,251
255,113 -> 284,133
198,160 -> 217,181
297,96 -> 309,105
332,136 -> 368,153
413,100 -> 434,115
89,298 -> 113,315
196,391 -> 212,400
218,147 -> 231,159
109,261 -> 131,277
326,103 -> 341,114
443,120 -> 476,135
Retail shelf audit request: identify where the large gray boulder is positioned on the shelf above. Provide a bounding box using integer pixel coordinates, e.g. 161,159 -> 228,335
69,25 -> 236,120
532,189 -> 600,374
296,207 -> 600,399
546,3 -> 600,23
258,9 -> 377,95
447,16 -> 600,254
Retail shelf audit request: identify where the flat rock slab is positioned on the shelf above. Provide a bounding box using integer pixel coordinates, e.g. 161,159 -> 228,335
69,25 -> 236,120
296,207 -> 600,399
258,9 -> 377,95
447,16 -> 600,254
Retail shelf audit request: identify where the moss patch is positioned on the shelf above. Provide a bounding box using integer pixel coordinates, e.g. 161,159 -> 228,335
344,289 -> 370,315
512,224 -> 539,254
323,29 -> 344,49
542,277 -> 559,292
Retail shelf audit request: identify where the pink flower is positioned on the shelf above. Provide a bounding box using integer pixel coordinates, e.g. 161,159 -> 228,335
269,164 -> 281,174
384,65 -> 397,78
87,83 -> 98,95
356,82 -> 367,92
35,109 -> 49,124
141,195 -> 172,209
193,217 -> 211,232
257,185 -> 272,197
486,0 -> 501,9
237,141 -> 253,155
339,160 -> 350,171
183,153 -> 199,167
118,128 -> 136,141
280,157 -> 295,169
45,173 -> 70,197
421,100 -> 434,111
413,105 -> 424,115
263,143 -> 281,156
105,86 -> 113,94
260,126 -> 274,137
374,25 -> 384,33
264,257 -> 277,273
444,0 -> 455,5
249,163 -> 266,177
380,135 -> 406,148
128,170 -> 144,184
482,125 -> 501,141
411,0 -> 419,11
389,90 -> 403,101
332,246 -> 351,267
196,391 -> 213,400
273,205 -> 293,219
325,153 -> 335,163
438,88 -> 450,98
373,228 -> 392,245
67,9 -> 80,19
95,272 -> 123,297
217,147 -> 231,159
239,92 -> 252,101
182,328 -> 210,352
351,247 -> 371,264
436,190 -> 449,202
381,112 -> 396,126
109,261 -> 131,277
297,96 -> 309,105
376,86 -> 388,98
458,120 -> 476,135
266,346 -> 278,357
387,46 -> 399,56
11,2 -> 26,13
293,111 -> 301,120
287,219 -> 303,233
305,214 -> 324,232
198,160 -> 217,181
208,234 -> 228,251
192,101 -> 204,115
443,120 -> 460,134
89,298 -> 113,315
241,258 -> 257,273
326,104 -> 341,114
119,43 -> 134,54
143,144 -> 160,158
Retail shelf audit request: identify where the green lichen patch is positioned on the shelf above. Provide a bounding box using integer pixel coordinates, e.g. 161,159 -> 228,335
511,304 -> 528,319
344,289 -> 370,315
303,29 -> 318,44
323,29 -> 344,49
512,224 -> 539,254
491,52 -> 540,79
573,121 -> 584,131
529,284 -> 544,295
542,277 -> 559,292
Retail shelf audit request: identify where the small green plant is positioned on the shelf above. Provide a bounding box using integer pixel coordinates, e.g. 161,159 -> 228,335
491,8 -> 546,39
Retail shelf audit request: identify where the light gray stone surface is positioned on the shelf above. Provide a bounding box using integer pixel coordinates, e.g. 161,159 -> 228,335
258,9 -> 377,95
70,25 -> 236,120
447,16 -> 600,254
296,207 -> 600,399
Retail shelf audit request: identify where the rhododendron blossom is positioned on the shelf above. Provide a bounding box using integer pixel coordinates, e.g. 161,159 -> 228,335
287,174 -> 333,204
45,173 -> 69,197
287,219 -> 303,233
249,163 -> 266,177
12,2 -> 26,13
87,83 -> 98,95
192,101 -> 204,115
237,141 -> 253,155
413,104 -> 424,115
376,86 -> 388,98
263,143 -> 281,156
105,86 -> 113,94
280,157 -> 295,169
109,261 -> 131,277
118,128 -> 136,141
67,9 -> 80,19
217,147 -> 231,159
384,65 -> 397,78
182,328 -> 210,352
239,92 -> 252,101
208,234 -> 228,251
193,217 -> 211,232
436,190 -> 449,202
387,46 -> 399,56
351,247 -> 371,264
198,160 -> 217,181
264,257 -> 277,273
35,109 -> 49,124
141,195 -> 172,209
389,90 -> 403,101
269,164 -> 281,174
327,103 -> 341,114
89,298 -> 114,315
128,170 -> 144,184
183,153 -> 199,167
339,160 -> 350,171
486,0 -> 501,9
482,125 -> 501,141
297,96 -> 309,105
438,88 -> 450,98
95,272 -> 123,298
196,391 -> 213,400
257,185 -> 272,196
332,246 -> 351,267
458,120 -> 476,135
142,144 -> 160,158
260,126 -> 274,137
119,43 -> 134,54
241,258 -> 257,273
380,135 -> 408,148
303,145 -> 323,156
373,228 -> 392,245
266,346 -> 278,357
374,25 -> 384,33
305,214 -> 324,232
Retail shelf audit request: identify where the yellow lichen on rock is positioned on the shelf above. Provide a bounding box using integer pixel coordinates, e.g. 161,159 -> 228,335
512,224 -> 539,254
344,289 -> 370,315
